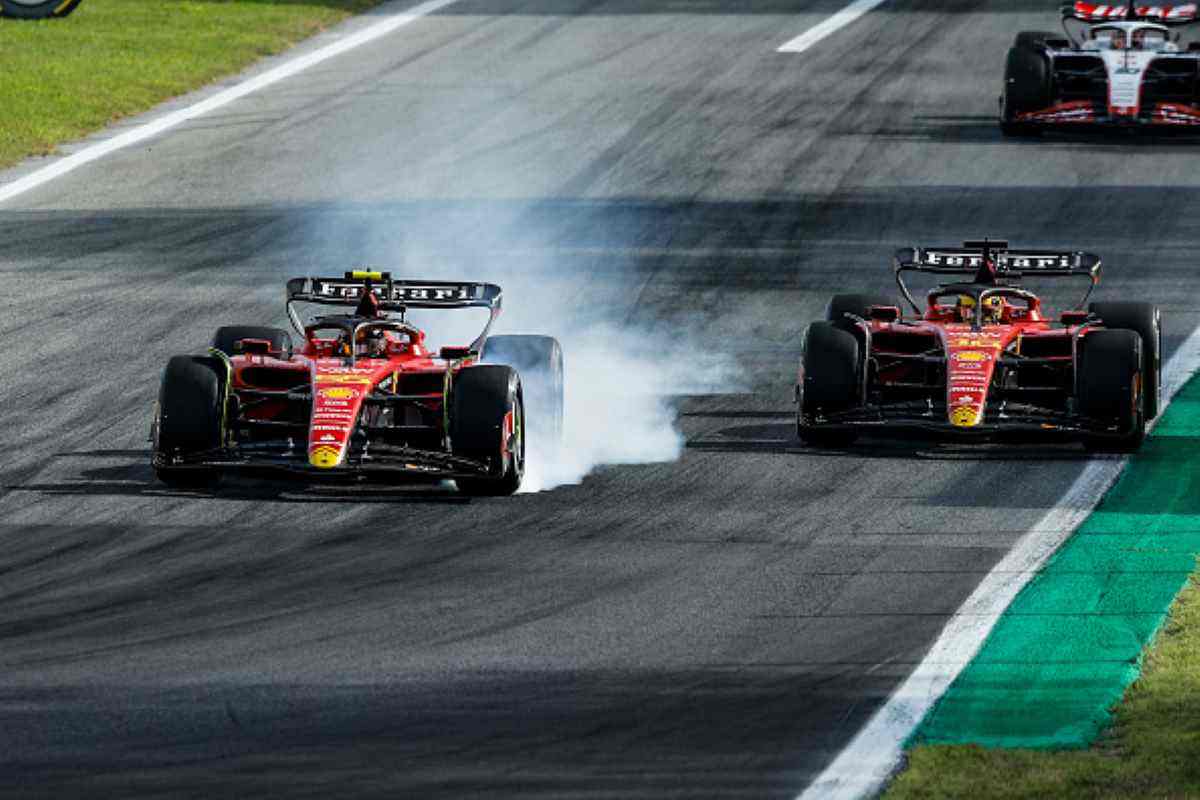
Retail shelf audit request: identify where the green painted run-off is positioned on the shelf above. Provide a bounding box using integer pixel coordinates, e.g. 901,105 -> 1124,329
914,374 -> 1200,749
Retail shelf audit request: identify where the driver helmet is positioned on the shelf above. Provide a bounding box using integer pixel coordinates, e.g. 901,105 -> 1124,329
982,295 -> 1004,324
355,327 -> 388,358
955,294 -> 976,323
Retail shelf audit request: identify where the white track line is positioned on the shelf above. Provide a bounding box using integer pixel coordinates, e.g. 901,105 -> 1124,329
777,0 -> 891,53
0,0 -> 462,206
798,326 -> 1200,800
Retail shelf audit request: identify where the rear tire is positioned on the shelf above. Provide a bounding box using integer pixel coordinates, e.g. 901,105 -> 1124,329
1089,301 -> 1162,419
451,365 -> 524,496
797,322 -> 861,447
1000,45 -> 1051,137
1078,330 -> 1145,452
825,293 -> 895,324
1014,31 -> 1060,48
153,355 -> 224,487
211,325 -> 293,359
481,335 -> 564,442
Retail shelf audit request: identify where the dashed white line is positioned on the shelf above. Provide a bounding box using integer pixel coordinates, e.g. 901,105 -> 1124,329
797,326 -> 1200,800
0,0 -> 462,206
777,0 -> 891,54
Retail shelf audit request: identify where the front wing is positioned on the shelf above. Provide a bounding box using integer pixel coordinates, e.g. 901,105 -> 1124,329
802,400 -> 1136,441
155,442 -> 496,480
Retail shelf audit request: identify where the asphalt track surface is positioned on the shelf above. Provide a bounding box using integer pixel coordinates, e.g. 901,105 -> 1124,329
2,1 -> 1200,797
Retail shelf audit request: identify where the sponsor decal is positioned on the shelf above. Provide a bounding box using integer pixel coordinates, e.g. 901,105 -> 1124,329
312,425 -> 346,432
313,281 -> 475,303
951,405 -> 981,427
954,361 -> 985,370
922,251 -> 1072,270
953,351 -> 990,363
320,387 -> 359,400
315,374 -> 374,384
318,434 -> 338,442
309,445 -> 342,468
321,400 -> 350,408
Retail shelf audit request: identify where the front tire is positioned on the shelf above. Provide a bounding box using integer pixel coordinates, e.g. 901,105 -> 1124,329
451,365 -> 525,496
1000,45 -> 1051,137
1078,330 -> 1145,452
153,355 -> 225,487
797,322 -> 861,447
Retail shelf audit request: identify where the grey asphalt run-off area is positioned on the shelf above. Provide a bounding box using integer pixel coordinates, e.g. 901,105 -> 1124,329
2,0 -> 1199,797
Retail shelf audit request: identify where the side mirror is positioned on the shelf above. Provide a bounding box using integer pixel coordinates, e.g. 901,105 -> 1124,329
868,305 -> 901,323
235,338 -> 273,355
1060,310 -> 1090,325
439,346 -> 474,360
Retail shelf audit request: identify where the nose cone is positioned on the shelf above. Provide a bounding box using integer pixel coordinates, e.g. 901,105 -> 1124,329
945,345 -> 1000,428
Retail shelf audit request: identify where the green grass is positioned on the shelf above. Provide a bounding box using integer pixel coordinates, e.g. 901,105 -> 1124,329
886,570 -> 1200,799
0,0 -> 383,170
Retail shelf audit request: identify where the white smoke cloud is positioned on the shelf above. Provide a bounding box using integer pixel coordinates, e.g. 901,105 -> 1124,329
295,201 -> 743,493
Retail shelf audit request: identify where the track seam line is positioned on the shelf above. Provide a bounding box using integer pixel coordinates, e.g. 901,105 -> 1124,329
796,324 -> 1200,800
0,0 -> 463,206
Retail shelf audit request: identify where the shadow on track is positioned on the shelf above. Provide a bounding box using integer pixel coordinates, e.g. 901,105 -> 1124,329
686,418 -> 1099,462
7,450 -> 470,505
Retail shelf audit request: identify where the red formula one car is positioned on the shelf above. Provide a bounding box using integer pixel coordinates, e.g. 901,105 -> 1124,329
1001,1 -> 1200,134
796,241 -> 1162,451
152,271 -> 563,495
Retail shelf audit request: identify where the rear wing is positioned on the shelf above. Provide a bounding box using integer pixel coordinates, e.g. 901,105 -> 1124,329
285,271 -> 504,352
286,271 -> 502,311
892,240 -> 1102,311
1061,1 -> 1199,22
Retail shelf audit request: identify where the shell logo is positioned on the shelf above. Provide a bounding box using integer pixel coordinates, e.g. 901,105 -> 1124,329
951,405 -> 981,427
321,387 -> 358,400
309,445 -> 342,468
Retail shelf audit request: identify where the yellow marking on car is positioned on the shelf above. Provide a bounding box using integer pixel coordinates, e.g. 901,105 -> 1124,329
309,445 -> 341,468
951,405 -> 981,427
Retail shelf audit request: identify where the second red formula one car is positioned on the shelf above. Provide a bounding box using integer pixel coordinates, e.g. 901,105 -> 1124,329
152,271 -> 563,495
796,241 -> 1162,451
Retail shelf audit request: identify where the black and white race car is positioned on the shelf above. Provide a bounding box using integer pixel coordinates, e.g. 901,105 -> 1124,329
1001,1 -> 1200,134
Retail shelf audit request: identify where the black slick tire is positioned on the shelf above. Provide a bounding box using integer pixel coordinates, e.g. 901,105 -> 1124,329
211,325 -> 293,359
1000,45 -> 1051,137
153,355 -> 224,487
824,293 -> 895,324
1,0 -> 84,18
451,365 -> 524,496
1078,330 -> 1145,452
481,335 -> 564,442
1089,301 -> 1162,419
1014,31 -> 1060,48
797,321 -> 861,447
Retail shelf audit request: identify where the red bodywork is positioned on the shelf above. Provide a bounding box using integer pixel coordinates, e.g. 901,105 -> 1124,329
856,295 -> 1082,431
229,328 -> 463,472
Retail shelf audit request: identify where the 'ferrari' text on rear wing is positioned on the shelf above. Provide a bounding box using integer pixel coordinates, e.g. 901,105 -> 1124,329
287,273 -> 502,311
894,244 -> 1102,278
